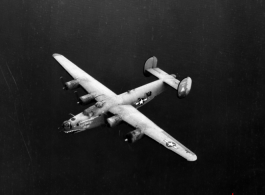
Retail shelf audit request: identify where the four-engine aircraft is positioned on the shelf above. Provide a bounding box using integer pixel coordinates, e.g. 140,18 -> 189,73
53,54 -> 197,161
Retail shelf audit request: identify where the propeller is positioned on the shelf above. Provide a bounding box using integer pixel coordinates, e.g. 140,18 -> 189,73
74,91 -> 81,105
60,77 -> 66,90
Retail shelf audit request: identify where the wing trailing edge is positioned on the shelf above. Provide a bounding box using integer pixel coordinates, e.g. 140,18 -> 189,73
53,53 -> 116,99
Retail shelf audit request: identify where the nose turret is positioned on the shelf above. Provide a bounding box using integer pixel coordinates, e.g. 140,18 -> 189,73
62,121 -> 72,131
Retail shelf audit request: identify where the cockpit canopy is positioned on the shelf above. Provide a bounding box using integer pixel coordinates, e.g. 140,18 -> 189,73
83,101 -> 106,117
83,109 -> 94,117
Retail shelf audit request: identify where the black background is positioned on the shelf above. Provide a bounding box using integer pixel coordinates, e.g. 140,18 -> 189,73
0,0 -> 265,194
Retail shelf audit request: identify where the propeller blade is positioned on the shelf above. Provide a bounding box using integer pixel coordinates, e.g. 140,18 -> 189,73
60,77 -> 66,90
74,91 -> 81,104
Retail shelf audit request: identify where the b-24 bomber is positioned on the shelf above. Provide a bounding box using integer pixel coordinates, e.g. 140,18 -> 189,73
53,54 -> 197,161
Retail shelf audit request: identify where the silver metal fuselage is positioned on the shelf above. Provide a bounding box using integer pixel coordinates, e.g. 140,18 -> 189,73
62,79 -> 167,133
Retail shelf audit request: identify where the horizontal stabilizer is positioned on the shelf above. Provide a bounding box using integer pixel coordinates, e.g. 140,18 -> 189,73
163,77 -> 180,90
143,57 -> 192,98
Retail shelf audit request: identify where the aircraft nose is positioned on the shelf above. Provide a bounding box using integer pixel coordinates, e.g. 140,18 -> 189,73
62,121 -> 72,130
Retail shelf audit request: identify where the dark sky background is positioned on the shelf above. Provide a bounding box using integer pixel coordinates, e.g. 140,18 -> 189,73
0,0 -> 265,194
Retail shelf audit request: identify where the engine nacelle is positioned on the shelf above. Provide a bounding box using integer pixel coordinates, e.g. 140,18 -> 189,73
64,80 -> 79,90
79,94 -> 95,104
177,77 -> 192,99
125,129 -> 144,143
107,115 -> 122,127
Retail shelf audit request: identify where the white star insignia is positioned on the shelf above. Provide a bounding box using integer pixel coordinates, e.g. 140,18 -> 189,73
135,98 -> 147,106
166,141 -> 176,148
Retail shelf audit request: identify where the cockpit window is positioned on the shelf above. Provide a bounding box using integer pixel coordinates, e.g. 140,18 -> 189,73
83,109 -> 94,117
70,117 -> 76,121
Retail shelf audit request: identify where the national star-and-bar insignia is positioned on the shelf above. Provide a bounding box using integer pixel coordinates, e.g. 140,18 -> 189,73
166,141 -> 176,147
134,92 -> 152,106
163,139 -> 178,148
135,97 -> 148,106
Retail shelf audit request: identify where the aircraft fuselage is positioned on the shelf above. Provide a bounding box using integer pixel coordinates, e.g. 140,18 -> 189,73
61,79 -> 168,133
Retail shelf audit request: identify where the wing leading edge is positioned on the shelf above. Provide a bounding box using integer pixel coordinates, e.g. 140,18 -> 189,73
109,105 -> 197,161
53,54 -> 116,100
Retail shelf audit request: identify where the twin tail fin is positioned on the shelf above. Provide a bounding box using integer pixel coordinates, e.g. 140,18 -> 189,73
143,56 -> 192,99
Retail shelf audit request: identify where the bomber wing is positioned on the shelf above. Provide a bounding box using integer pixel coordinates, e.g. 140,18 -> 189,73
53,54 -> 116,101
109,105 -> 197,161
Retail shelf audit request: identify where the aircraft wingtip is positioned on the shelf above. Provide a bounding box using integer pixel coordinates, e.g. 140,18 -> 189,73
52,53 -> 61,57
188,154 -> 197,161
